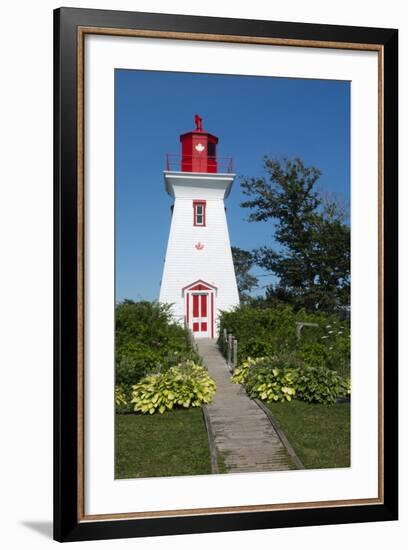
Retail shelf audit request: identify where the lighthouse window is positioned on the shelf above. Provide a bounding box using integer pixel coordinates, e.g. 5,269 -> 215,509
193,201 -> 206,226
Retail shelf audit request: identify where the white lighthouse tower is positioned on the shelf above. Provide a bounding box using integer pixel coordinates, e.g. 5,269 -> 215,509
159,115 -> 239,338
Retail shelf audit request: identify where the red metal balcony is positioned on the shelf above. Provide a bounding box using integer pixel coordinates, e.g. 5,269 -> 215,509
165,154 -> 233,174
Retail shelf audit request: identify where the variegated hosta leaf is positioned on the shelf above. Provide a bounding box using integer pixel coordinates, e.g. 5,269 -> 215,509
130,362 -> 216,414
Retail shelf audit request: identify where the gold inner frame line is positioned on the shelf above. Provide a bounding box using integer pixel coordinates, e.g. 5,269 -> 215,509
76,26 -> 384,523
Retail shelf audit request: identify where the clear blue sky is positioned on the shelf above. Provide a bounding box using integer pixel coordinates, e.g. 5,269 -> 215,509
115,69 -> 350,302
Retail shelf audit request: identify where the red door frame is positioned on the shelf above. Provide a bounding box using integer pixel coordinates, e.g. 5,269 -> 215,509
183,280 -> 217,338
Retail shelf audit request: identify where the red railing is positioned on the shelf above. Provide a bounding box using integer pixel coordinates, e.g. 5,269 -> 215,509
165,154 -> 233,174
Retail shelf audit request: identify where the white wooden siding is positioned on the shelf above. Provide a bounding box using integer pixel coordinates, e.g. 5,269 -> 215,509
159,172 -> 240,334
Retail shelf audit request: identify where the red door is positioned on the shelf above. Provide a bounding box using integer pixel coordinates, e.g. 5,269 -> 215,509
192,293 -> 208,335
183,281 -> 216,338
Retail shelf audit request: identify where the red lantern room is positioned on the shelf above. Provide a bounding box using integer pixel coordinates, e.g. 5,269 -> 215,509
180,114 -> 218,173
165,115 -> 233,174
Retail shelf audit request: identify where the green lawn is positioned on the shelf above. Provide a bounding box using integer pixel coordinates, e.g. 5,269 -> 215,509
115,408 -> 213,479
265,399 -> 350,469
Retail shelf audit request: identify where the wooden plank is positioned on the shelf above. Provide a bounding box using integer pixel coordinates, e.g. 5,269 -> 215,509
197,339 -> 296,473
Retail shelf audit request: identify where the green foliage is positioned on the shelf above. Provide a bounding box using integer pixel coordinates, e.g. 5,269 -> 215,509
232,356 -> 300,403
231,359 -> 250,385
115,300 -> 199,385
130,361 -> 216,415
218,304 -> 298,363
246,364 -> 298,403
115,384 -> 133,414
231,246 -> 258,301
231,353 -> 349,406
295,365 -> 349,405
297,343 -> 327,369
218,303 -> 350,378
240,156 -> 350,314
231,357 -> 269,385
116,350 -> 159,387
238,339 -> 276,361
319,319 -> 351,378
218,302 -> 324,364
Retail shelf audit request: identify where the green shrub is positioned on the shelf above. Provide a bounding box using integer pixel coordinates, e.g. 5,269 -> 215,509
295,365 -> 349,405
232,356 -> 300,403
321,320 -> 351,378
246,365 -> 298,402
131,361 -> 216,414
115,384 -> 133,413
297,342 -> 327,368
116,346 -> 199,386
116,348 -> 159,386
231,357 -> 261,385
218,304 -> 299,361
231,352 -> 350,406
218,303 -> 324,363
218,303 -> 350,377
115,300 -> 199,385
238,338 -> 276,361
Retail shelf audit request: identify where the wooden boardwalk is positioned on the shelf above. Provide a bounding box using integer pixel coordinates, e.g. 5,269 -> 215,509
196,338 -> 296,473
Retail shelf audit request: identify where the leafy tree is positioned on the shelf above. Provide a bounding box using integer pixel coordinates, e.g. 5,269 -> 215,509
240,157 -> 350,314
231,246 -> 258,301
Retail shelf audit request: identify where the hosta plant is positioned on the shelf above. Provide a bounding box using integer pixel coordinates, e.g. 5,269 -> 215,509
295,365 -> 349,405
231,356 -> 269,385
115,384 -> 133,413
245,365 -> 299,402
131,361 -> 216,414
231,353 -> 350,406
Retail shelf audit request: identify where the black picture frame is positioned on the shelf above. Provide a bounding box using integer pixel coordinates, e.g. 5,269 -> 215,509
54,7 -> 398,542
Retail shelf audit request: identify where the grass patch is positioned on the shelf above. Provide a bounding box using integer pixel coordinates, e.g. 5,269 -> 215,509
265,399 -> 350,469
115,408 -> 212,479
